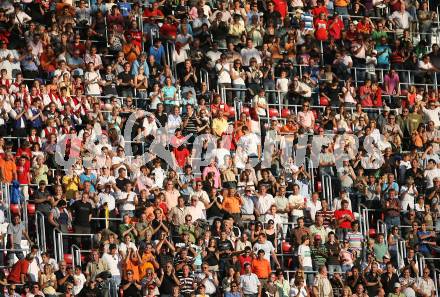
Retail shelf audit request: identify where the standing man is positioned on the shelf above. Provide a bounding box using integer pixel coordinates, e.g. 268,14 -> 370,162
240,263 -> 261,297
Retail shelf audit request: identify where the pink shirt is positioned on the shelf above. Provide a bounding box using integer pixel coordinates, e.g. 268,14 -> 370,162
298,111 -> 315,129
202,166 -> 221,188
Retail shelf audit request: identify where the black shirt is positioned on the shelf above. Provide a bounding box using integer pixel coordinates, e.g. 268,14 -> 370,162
55,270 -> 74,293
71,200 -> 92,226
364,272 -> 381,296
121,280 -> 141,297
159,273 -> 179,295
118,72 -> 134,92
116,177 -> 130,191
380,272 -> 399,296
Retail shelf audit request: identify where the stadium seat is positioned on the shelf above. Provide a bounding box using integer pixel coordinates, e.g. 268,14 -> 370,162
369,228 -> 377,238
269,108 -> 279,118
281,108 -> 291,118
27,204 -> 36,216
64,254 -> 73,265
10,204 -> 20,215
282,241 -> 292,254
316,181 -> 322,192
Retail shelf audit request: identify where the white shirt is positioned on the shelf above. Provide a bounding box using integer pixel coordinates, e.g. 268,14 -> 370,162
422,107 -> 440,127
73,273 -> 87,295
102,253 -> 121,276
84,71 -> 101,95
256,193 -> 275,215
118,241 -> 138,255
424,168 -> 440,188
288,194 -> 305,217
97,192 -> 116,211
240,47 -> 261,66
253,240 -> 275,262
240,273 -> 261,294
119,191 -> 137,211
167,114 -> 182,134
389,10 -> 412,29
237,133 -> 260,157
306,200 -> 322,221
188,202 -> 206,221
210,148 -> 230,168
297,244 -> 312,267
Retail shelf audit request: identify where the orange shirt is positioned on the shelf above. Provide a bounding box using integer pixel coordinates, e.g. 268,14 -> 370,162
0,158 -> 16,183
125,258 -> 141,281
222,196 -> 241,214
251,258 -> 271,279
280,124 -> 298,134
334,0 -> 349,7
139,253 -> 156,279
123,44 -> 141,64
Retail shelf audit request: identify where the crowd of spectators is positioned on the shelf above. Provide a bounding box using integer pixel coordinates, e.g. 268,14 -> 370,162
0,0 -> 440,297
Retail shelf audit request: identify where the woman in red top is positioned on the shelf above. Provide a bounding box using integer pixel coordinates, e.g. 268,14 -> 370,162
371,82 -> 383,107
312,0 -> 328,18
314,13 -> 329,41
210,94 -> 230,118
404,85 -> 417,108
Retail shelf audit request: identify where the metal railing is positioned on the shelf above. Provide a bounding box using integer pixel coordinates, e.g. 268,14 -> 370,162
53,228 -> 95,262
416,252 -> 426,277
376,219 -> 387,244
321,175 -> 333,210
35,211 -> 47,252
434,268 -> 440,297
358,204 -> 370,238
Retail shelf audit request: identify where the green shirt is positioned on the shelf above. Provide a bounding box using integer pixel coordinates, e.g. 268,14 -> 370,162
119,224 -> 136,241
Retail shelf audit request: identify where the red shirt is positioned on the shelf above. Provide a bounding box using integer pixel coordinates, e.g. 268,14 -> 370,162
238,255 -> 252,273
8,259 -> 30,283
312,6 -> 328,18
314,19 -> 329,41
17,162 -> 30,185
173,147 -> 190,168
272,0 -> 288,18
356,22 -> 373,34
160,23 -> 178,39
328,18 -> 343,40
334,209 -> 354,229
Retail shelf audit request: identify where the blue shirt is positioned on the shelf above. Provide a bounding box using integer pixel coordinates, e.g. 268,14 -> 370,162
79,173 -> 96,192
118,2 -> 132,17
131,59 -> 150,77
149,45 -> 165,65
375,45 -> 391,65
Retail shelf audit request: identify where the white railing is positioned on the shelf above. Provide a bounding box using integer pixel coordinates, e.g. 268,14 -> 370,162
376,219 -> 387,244
358,204 -> 370,239
321,175 -> 333,209
416,252 -> 426,277
35,211 -> 47,252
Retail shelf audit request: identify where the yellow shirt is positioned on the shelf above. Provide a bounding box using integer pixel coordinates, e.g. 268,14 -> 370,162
212,118 -> 228,137
62,175 -> 80,199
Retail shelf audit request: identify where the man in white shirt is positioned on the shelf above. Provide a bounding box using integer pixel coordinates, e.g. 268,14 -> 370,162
240,39 -> 261,66
237,125 -> 261,160
240,263 -> 261,296
307,192 -> 322,221
288,184 -> 306,223
422,101 -> 440,128
424,160 -> 440,189
102,244 -> 122,297
167,106 -> 182,134
389,3 -> 413,30
255,184 -> 274,222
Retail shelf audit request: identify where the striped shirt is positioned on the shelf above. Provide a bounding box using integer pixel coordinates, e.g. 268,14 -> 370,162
316,209 -> 334,228
346,231 -> 364,252
178,275 -> 196,294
